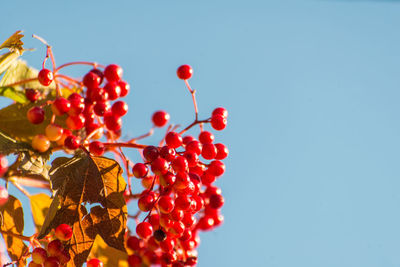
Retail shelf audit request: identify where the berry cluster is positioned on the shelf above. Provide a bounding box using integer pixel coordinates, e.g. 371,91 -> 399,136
26,64 -> 129,153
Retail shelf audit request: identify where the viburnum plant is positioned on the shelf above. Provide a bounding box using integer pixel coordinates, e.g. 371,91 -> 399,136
0,31 -> 228,267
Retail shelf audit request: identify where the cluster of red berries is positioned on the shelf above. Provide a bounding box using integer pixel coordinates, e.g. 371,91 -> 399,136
26,64 -> 130,153
28,224 -> 104,267
121,65 -> 229,267
0,155 -> 8,206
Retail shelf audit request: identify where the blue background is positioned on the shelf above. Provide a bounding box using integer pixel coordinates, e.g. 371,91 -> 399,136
2,0 -> 400,266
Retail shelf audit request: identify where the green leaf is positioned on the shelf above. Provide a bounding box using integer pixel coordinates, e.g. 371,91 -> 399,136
0,86 -> 27,103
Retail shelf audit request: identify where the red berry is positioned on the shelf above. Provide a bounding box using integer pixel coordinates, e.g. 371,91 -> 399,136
47,239 -> 63,257
32,247 -> 48,264
111,101 -> 128,117
0,156 -> 8,177
136,222 -> 153,239
215,143 -> 229,160
104,64 -> 123,82
138,194 -> 155,211
27,106 -> 45,124
32,134 -> 50,153
89,141 -> 105,156
55,224 -> 73,241
208,160 -> 225,176
68,93 -> 85,116
177,65 -> 193,80
159,172 -> 176,187
93,101 -> 111,117
132,163 -> 148,178
158,196 -> 174,214
83,71 -> 101,89
58,249 -> 71,264
127,236 -> 142,251
212,107 -> 228,118
118,81 -> 130,97
165,132 -> 182,148
169,208 -> 184,221
174,172 -> 190,190
151,158 -> 169,175
182,135 -> 195,145
148,213 -> 160,229
66,114 -> 85,130
104,82 -> 121,100
201,143 -> 217,160
25,89 -> 40,102
211,114 -> 227,130
175,195 -> 192,211
88,87 -> 109,102
143,146 -> 159,162
45,124 -> 63,141
103,112 -> 122,131
201,171 -> 216,185
52,97 -> 71,116
160,238 -> 175,252
160,146 -> 176,161
87,258 -> 103,267
38,69 -> 53,86
90,69 -> 104,84
170,221 -> 185,236
56,129 -> 72,146
183,152 -> 199,167
209,194 -> 224,209
199,131 -> 214,144
64,135 -> 80,150
171,156 -> 188,173
127,254 -> 142,267
185,140 -> 202,155
152,110 -> 170,127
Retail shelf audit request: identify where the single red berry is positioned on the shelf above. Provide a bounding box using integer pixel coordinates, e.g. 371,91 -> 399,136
89,141 -> 105,156
132,163 -> 148,178
58,249 -> 71,264
83,71 -> 101,89
52,97 -> 71,116
152,110 -> 170,127
175,195 -> 192,211
143,146 -> 159,162
25,88 -> 40,102
151,158 -> 169,175
182,135 -> 195,145
27,106 -> 45,124
90,69 -> 104,84
55,224 -> 73,241
183,152 -> 199,167
185,140 -> 202,155
64,135 -> 80,150
0,156 -> 8,177
118,80 -> 130,97
165,132 -> 182,148
197,216 -> 215,231
159,214 -> 173,228
160,238 -> 175,252
198,131 -> 214,144
104,82 -> 121,100
158,196 -> 174,214
211,114 -> 227,130
201,143 -> 217,160
212,107 -> 228,118
174,172 -> 190,190
32,247 -> 48,264
127,236 -> 142,251
185,256 -> 198,266
127,254 -> 142,267
104,64 -> 123,82
111,101 -> 128,117
138,194 -> 155,211
47,239 -> 63,257
45,124 -> 64,141
201,171 -> 216,185
180,229 -> 193,242
209,194 -> 224,209
66,114 -> 85,130
43,257 -> 60,267
170,221 -> 185,236
208,160 -> 225,176
136,222 -> 153,239
38,69 -> 53,86
160,146 -> 176,161
86,258 -> 103,267
88,87 -> 109,102
215,143 -> 229,159
171,156 -> 188,173
93,101 -> 111,116
169,208 -> 184,221
177,65 -> 193,80
103,112 -> 122,131
68,93 -> 85,116
148,213 -> 160,229
159,172 -> 176,187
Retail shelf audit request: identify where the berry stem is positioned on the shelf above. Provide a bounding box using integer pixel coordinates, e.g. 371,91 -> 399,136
55,61 -> 105,72
0,229 -> 32,242
128,127 -> 154,143
1,77 -> 39,88
55,74 -> 81,85
184,80 -> 203,131
103,142 -> 147,149
179,118 -> 211,135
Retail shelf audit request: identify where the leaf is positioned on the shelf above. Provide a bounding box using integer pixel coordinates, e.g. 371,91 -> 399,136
0,51 -> 21,77
0,130 -> 31,155
30,193 -> 52,230
39,154 -> 127,266
89,235 -> 128,267
0,100 -> 66,143
0,195 -> 27,266
0,31 -> 24,52
0,60 -> 55,91
0,86 -> 28,103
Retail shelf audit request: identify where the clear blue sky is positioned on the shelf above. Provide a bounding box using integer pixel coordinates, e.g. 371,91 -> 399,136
2,0 -> 400,266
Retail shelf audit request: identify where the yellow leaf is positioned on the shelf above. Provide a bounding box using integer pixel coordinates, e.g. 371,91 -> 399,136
30,193 -> 52,230
89,235 -> 128,267
0,195 -> 27,266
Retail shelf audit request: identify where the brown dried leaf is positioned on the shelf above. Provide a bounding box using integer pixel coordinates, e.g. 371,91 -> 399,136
0,31 -> 24,52
39,154 -> 127,266
30,193 -> 52,230
0,195 -> 27,266
89,235 -> 128,267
